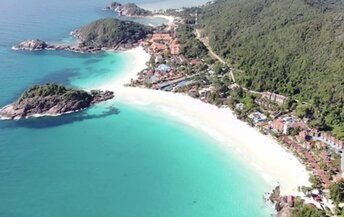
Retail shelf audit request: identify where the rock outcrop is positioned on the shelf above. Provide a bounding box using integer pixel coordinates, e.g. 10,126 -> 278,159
265,185 -> 295,217
13,38 -> 104,53
0,84 -> 114,120
12,39 -> 48,51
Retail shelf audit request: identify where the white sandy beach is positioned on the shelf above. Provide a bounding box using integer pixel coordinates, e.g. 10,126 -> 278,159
151,15 -> 175,24
100,47 -> 150,90
102,46 -> 310,195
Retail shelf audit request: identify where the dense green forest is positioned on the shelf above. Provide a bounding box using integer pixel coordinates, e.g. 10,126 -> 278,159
199,0 -> 344,138
78,18 -> 152,48
19,84 -> 92,103
176,24 -> 208,58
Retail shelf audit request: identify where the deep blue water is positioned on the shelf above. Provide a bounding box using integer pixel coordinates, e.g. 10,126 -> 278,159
0,0 -> 273,216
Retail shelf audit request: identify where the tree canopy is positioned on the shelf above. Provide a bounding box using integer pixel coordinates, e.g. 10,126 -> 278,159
176,24 -> 208,58
78,18 -> 152,48
199,0 -> 344,138
330,179 -> 344,206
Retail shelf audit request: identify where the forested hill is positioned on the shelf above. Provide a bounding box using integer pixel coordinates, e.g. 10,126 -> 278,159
77,18 -> 152,48
198,0 -> 344,137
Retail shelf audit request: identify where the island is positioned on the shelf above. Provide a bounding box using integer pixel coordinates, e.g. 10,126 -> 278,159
12,39 -> 48,51
103,2 -> 151,17
0,83 -> 114,120
12,18 -> 153,53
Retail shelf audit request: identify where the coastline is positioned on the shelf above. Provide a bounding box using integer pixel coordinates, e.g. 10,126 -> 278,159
98,46 -> 151,91
99,46 -> 311,195
150,15 -> 175,24
118,88 -> 310,195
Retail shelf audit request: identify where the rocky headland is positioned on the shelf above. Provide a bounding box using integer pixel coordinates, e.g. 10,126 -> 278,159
0,84 -> 114,120
103,2 -> 151,17
75,18 -> 152,49
266,186 -> 295,217
12,38 -> 104,53
13,18 -> 152,53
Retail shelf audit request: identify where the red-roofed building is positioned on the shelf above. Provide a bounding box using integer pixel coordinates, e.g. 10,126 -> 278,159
151,33 -> 173,42
170,43 -> 181,55
310,129 -> 320,137
151,42 -> 167,52
290,121 -> 309,131
190,59 -> 202,65
298,130 -> 308,142
272,119 -> 285,133
261,92 -> 288,105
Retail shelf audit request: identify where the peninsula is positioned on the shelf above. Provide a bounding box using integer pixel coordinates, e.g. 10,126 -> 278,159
0,84 -> 114,120
13,18 -> 153,53
103,2 -> 151,17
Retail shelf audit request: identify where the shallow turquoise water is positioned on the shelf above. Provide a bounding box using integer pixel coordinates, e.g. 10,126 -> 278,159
0,102 -> 272,217
0,0 -> 273,216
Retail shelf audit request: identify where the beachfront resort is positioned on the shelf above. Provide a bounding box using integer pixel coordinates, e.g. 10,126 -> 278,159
123,8 -> 344,216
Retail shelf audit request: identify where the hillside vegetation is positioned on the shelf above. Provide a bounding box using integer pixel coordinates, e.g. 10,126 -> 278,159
199,0 -> 344,137
78,18 -> 152,48
176,24 -> 208,58
18,84 -> 92,103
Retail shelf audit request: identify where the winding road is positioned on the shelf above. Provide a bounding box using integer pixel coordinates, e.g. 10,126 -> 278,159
194,29 -> 236,82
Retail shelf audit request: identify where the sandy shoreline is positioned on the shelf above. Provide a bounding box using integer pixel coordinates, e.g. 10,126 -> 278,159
94,47 -> 150,91
151,15 -> 175,24
101,46 -> 310,195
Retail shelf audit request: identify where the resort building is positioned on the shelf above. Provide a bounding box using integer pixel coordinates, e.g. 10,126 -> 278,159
150,33 -> 173,43
260,92 -> 288,105
156,64 -> 171,72
298,130 -> 309,142
190,59 -> 202,65
248,112 -> 267,126
272,119 -> 286,134
319,132 -> 344,148
235,103 -> 244,111
171,55 -> 188,65
271,116 -> 308,135
151,42 -> 167,52
170,40 -> 181,55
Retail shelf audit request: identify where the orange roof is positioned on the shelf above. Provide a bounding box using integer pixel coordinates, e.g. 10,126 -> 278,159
151,42 -> 167,51
170,43 -> 181,55
151,33 -> 172,42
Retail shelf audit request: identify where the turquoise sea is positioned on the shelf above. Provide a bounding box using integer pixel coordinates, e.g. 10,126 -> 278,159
0,0 -> 273,216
